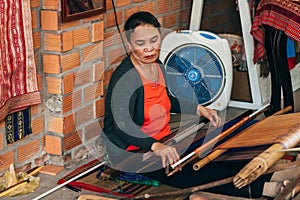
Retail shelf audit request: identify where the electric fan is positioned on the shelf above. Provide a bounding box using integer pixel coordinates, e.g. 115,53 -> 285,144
160,30 -> 232,111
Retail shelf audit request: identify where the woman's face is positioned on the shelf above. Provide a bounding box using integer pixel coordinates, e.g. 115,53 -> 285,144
128,24 -> 161,65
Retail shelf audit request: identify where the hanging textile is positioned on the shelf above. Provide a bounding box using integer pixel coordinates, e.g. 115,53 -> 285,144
251,0 -> 300,64
0,0 -> 41,121
5,108 -> 32,144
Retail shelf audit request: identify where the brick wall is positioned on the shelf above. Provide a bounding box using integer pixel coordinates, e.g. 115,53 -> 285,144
201,0 -> 242,34
40,0 -> 106,168
0,0 -> 46,175
0,0 -> 241,175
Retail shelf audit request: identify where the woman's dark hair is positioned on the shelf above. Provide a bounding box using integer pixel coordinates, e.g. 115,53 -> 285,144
124,11 -> 161,42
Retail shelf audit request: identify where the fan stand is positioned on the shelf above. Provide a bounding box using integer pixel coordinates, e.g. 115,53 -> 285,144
190,0 -> 264,110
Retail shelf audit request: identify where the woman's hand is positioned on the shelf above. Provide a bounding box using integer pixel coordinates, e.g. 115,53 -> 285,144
151,142 -> 180,168
196,105 -> 221,127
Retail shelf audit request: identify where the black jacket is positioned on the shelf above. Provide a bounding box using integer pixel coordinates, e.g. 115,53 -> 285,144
102,56 -> 198,153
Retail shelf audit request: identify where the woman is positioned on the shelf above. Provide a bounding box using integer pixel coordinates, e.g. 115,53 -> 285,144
103,11 -> 271,198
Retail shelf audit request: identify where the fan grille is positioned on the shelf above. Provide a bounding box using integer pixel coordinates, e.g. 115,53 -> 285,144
164,43 -> 226,105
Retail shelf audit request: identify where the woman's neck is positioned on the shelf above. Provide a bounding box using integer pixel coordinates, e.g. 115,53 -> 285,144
130,55 -> 159,82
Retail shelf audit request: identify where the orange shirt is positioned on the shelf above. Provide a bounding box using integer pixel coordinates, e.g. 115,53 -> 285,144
127,64 -> 171,151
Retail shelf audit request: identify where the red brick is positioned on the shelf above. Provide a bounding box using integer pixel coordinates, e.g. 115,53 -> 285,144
45,135 -> 62,155
105,0 -> 113,10
83,14 -> 104,23
179,9 -> 191,25
41,10 -> 58,31
75,105 -> 93,126
107,47 -> 125,67
30,0 -> 40,7
30,104 -> 39,115
74,67 -> 92,87
64,114 -> 75,135
141,2 -> 155,14
125,7 -> 140,20
106,11 -> 122,28
103,30 -> 118,49
37,73 -> 43,91
163,13 -> 177,28
32,115 -> 45,135
44,32 -> 61,52
156,0 -> 170,14
40,164 -> 64,175
46,76 -> 62,94
85,121 -> 102,141
82,43 -> 103,63
31,10 -> 38,29
48,117 -> 64,134
73,27 -> 91,46
84,81 -> 103,103
0,133 -> 3,150
116,0 -> 130,7
94,98 -> 105,118
42,0 -> 59,10
103,69 -> 114,87
62,31 -> 74,52
171,0 -> 183,10
0,151 -> 14,173
60,20 -> 81,30
61,52 -> 80,72
63,131 -> 82,151
33,32 -> 41,49
43,54 -> 61,74
92,22 -> 104,42
62,91 -> 82,114
17,140 -> 40,163
63,73 -> 74,94
93,61 -> 105,82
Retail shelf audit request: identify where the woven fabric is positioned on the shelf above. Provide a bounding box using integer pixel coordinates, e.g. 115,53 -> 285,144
251,0 -> 300,63
5,108 -> 32,144
0,0 -> 41,121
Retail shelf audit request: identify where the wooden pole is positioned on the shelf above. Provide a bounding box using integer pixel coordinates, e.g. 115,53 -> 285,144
234,122 -> 300,189
193,106 -> 292,171
124,159 -> 300,200
32,161 -> 107,200
168,104 -> 271,176
0,166 -> 43,197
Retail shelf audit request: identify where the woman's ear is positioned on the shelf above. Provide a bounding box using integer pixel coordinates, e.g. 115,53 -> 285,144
126,42 -> 132,52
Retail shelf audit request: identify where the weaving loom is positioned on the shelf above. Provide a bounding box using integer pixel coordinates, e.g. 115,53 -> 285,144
57,107 -> 300,199
192,111 -> 300,189
57,159 -> 189,199
56,110 -> 257,199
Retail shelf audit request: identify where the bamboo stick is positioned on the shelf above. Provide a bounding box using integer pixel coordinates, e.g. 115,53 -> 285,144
0,166 -> 43,197
233,143 -> 286,189
167,104 -> 270,176
126,159 -> 300,200
233,123 -> 300,189
32,161 -> 107,200
193,106 -> 292,171
268,147 -> 300,152
0,180 -> 29,197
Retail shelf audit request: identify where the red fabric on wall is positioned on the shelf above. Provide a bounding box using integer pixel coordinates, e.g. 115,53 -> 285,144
0,0 -> 41,121
251,0 -> 300,64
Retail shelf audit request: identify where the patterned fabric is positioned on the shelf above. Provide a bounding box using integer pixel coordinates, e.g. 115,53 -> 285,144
251,0 -> 300,64
0,0 -> 41,121
5,108 -> 32,144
